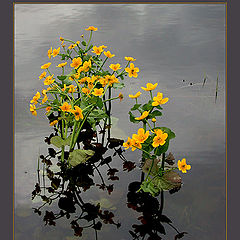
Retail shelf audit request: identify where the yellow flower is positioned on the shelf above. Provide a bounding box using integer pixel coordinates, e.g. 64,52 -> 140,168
42,95 -> 48,104
118,92 -> 124,101
30,104 -> 37,116
41,62 -> 51,69
50,120 -> 58,126
39,71 -> 47,80
44,74 -> 55,85
78,77 -> 90,84
135,111 -> 149,121
104,51 -> 115,58
178,158 -> 191,173
71,106 -> 84,121
141,83 -> 158,91
152,118 -> 156,123
100,45 -> 107,49
125,63 -> 139,78
152,129 -> 168,148
88,82 -> 94,90
132,128 -> 149,144
85,26 -> 98,31
131,139 -> 142,151
30,92 -> 41,104
68,85 -> 76,93
81,87 -> 90,95
52,47 -> 60,57
92,88 -> 104,97
109,63 -> 121,71
92,46 -> 103,55
108,75 -> 119,86
123,137 -> 132,150
69,76 -> 75,81
68,44 -> 77,49
47,47 -> 52,59
70,57 -> 82,69
76,41 -> 80,45
125,56 -> 136,62
59,102 -> 72,112
99,77 -> 108,87
60,37 -> 64,41
82,60 -> 91,72
57,62 -> 67,68
129,91 -> 141,99
46,106 -> 52,112
152,92 -> 169,106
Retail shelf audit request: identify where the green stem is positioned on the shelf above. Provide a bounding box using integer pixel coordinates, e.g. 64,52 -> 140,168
85,31 -> 93,51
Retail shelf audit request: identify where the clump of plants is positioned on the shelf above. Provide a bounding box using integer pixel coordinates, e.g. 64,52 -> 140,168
123,82 -> 191,196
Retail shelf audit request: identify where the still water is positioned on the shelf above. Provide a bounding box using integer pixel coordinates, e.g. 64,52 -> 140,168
14,4 -> 226,240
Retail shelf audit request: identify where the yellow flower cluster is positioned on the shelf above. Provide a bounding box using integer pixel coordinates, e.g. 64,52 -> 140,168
123,128 -> 149,151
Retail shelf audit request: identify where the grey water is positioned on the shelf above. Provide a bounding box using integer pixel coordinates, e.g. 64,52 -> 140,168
14,4 -> 226,240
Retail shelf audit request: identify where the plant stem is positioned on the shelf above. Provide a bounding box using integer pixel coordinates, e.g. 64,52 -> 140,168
85,31 -> 93,51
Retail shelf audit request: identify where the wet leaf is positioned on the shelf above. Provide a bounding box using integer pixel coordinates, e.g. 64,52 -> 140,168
50,135 -> 72,148
69,149 -> 95,167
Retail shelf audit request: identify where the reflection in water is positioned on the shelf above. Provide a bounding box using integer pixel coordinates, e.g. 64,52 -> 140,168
127,182 -> 187,240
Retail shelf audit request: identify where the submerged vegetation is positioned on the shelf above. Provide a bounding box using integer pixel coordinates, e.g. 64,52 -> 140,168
30,26 -> 190,239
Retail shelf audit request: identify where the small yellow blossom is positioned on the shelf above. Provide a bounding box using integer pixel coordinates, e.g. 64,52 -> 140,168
131,139 -> 142,151
57,62 -> 67,68
178,158 -> 191,173
82,60 -> 91,72
85,26 -> 98,31
99,77 -> 108,87
104,51 -> 115,58
39,71 -> 47,80
70,57 -> 82,69
44,74 -> 55,85
68,85 -> 76,93
129,91 -> 141,99
81,87 -> 90,95
46,106 -> 52,112
100,45 -> 107,49
60,37 -> 64,41
132,128 -> 149,144
50,120 -> 58,126
52,47 -> 60,57
30,92 -> 41,105
42,95 -> 48,104
152,92 -> 169,106
135,111 -> 149,121
78,77 -> 90,84
118,92 -> 124,101
47,47 -> 53,59
41,62 -> 52,69
92,46 -> 103,55
108,75 -> 119,86
76,41 -> 80,45
69,76 -> 75,81
71,106 -> 84,121
109,63 -> 121,71
152,129 -> 168,148
68,44 -> 77,49
141,83 -> 158,91
125,63 -> 139,78
123,137 -> 132,150
92,88 -> 104,97
125,56 -> 136,62
30,104 -> 37,116
59,102 -> 72,112
152,118 -> 156,123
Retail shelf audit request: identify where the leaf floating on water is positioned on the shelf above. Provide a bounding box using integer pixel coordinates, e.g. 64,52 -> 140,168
165,152 -> 175,165
69,149 -> 95,167
142,158 -> 159,176
50,135 -> 72,148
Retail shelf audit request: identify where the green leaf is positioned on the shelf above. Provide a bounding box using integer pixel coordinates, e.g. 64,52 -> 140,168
69,149 -> 95,167
50,136 -> 71,148
154,140 -> 169,156
81,41 -> 87,46
89,109 -> 108,119
57,76 -> 67,81
149,110 -> 162,118
87,44 -> 93,51
129,111 -> 138,123
96,98 -> 103,109
112,82 -> 125,89
142,100 -> 153,111
131,103 -> 141,111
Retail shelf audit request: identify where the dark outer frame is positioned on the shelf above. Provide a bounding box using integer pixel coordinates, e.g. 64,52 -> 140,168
2,0 -> 235,239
